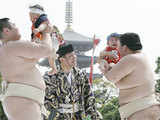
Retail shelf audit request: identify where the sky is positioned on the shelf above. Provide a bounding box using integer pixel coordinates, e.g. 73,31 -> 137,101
0,0 -> 160,76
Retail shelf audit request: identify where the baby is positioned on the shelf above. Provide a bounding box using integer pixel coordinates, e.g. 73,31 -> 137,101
98,33 -> 121,70
29,4 -> 57,74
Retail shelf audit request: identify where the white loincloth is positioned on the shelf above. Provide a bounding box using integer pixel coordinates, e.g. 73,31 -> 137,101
119,94 -> 160,120
0,81 -> 47,116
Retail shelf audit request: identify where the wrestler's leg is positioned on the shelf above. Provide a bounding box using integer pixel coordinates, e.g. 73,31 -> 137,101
2,96 -> 42,120
128,105 -> 160,120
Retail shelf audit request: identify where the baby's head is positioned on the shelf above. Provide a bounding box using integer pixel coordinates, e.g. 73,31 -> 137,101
29,4 -> 45,23
107,33 -> 120,48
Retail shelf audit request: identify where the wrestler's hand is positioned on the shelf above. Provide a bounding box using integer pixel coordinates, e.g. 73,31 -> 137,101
33,28 -> 40,35
108,51 -> 117,59
48,68 -> 57,75
42,23 -> 53,34
99,60 -> 110,75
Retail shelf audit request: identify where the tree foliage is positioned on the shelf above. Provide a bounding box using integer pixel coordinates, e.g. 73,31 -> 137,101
155,57 -> 160,93
98,97 -> 121,120
0,73 -> 8,120
93,77 -> 120,120
155,57 -> 160,102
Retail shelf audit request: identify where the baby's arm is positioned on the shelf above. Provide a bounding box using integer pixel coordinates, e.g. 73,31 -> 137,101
100,49 -> 119,60
99,49 -> 112,59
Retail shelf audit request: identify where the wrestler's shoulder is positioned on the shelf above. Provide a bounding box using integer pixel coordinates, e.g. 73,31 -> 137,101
122,54 -> 139,61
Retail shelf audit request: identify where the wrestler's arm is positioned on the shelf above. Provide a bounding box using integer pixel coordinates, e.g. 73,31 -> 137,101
48,48 -> 57,68
104,55 -> 136,83
82,71 -> 102,120
7,33 -> 52,59
48,51 -> 57,74
97,49 -> 109,63
48,56 -> 57,69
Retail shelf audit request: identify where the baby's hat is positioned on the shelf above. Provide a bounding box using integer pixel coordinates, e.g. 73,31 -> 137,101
107,33 -> 120,41
29,4 -> 45,14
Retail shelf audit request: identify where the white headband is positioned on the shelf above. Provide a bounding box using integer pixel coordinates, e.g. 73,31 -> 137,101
29,8 -> 44,14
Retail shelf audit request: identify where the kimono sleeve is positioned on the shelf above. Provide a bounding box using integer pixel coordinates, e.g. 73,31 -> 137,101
82,71 -> 102,120
43,74 -> 59,112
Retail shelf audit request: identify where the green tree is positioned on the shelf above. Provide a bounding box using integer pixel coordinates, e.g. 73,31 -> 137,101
93,78 -> 120,120
0,73 -> 8,120
155,57 -> 160,101
155,57 -> 160,75
98,97 -> 121,120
